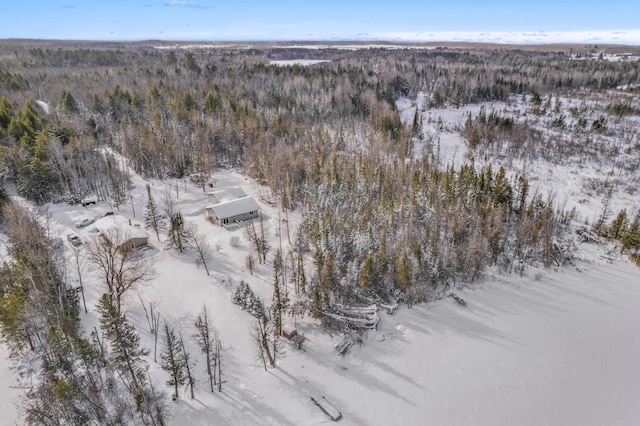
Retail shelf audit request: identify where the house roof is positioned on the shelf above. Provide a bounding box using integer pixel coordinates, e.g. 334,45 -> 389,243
207,196 -> 260,220
206,187 -> 247,203
90,215 -> 149,240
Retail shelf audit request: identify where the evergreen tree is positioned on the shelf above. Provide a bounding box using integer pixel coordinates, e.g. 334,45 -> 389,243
96,293 -> 150,414
593,190 -> 612,236
145,183 -> 162,240
232,281 -> 248,306
492,166 -> 513,209
232,280 -> 264,318
249,294 -> 264,318
60,90 -> 79,114
168,211 -> 189,252
160,322 -> 185,401
608,209 -> 628,240
621,211 -> 640,261
271,250 -> 289,335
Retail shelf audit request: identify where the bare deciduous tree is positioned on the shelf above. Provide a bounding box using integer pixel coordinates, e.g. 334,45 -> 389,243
84,228 -> 155,313
186,221 -> 212,275
245,252 -> 257,275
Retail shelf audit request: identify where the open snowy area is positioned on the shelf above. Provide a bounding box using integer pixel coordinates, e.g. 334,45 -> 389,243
1,159 -> 639,425
397,92 -> 640,225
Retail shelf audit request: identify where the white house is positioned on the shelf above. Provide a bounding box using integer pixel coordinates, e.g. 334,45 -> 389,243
206,196 -> 260,227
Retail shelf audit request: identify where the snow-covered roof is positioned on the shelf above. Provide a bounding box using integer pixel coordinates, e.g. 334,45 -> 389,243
207,196 -> 260,220
206,187 -> 247,203
90,215 -> 149,240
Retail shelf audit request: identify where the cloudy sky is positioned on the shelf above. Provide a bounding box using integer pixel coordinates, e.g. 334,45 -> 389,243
3,0 -> 640,44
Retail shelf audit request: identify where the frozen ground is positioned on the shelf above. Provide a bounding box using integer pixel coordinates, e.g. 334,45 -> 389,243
0,163 -> 639,425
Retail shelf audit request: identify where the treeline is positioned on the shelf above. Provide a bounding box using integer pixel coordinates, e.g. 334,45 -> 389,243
0,96 -> 127,204
292,152 -> 571,309
1,46 -> 637,195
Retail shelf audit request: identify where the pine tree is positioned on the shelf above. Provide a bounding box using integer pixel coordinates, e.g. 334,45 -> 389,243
145,183 -> 162,240
60,90 -> 79,113
247,292 -> 264,318
492,166 -> 513,209
232,281 -> 248,306
160,322 -> 185,401
608,209 -> 628,240
621,211 -> 640,260
168,211 -> 189,252
96,294 -> 148,407
271,250 -> 289,335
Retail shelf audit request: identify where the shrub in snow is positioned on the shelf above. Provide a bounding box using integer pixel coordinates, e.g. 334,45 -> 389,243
232,280 -> 264,318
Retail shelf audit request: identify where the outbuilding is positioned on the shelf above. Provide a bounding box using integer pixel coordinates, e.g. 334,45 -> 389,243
206,187 -> 247,204
89,215 -> 149,250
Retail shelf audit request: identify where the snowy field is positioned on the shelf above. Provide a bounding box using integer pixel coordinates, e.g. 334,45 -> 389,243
396,93 -> 640,225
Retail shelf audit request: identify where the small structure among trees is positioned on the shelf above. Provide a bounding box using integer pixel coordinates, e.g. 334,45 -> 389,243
90,215 -> 149,251
206,186 -> 247,204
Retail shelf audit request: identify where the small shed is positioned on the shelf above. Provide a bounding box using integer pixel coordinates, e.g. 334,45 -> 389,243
90,215 -> 149,250
206,196 -> 260,227
206,187 -> 247,204
281,327 -> 298,340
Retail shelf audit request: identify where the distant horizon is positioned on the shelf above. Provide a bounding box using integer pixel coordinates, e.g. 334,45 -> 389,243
4,31 -> 640,47
3,1 -> 640,45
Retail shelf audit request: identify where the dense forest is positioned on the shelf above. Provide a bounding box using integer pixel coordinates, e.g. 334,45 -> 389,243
1,41 -> 639,423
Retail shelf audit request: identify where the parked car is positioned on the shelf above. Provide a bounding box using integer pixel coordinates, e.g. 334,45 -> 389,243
75,217 -> 96,228
66,233 -> 82,247
81,196 -> 97,206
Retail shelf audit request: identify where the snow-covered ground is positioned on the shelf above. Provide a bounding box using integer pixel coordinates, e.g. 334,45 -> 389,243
397,93 -> 640,225
269,59 -> 330,66
1,160 -> 639,425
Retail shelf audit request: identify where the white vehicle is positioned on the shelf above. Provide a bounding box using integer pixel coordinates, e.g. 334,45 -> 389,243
81,196 -> 97,206
66,233 -> 82,246
75,217 -> 96,228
